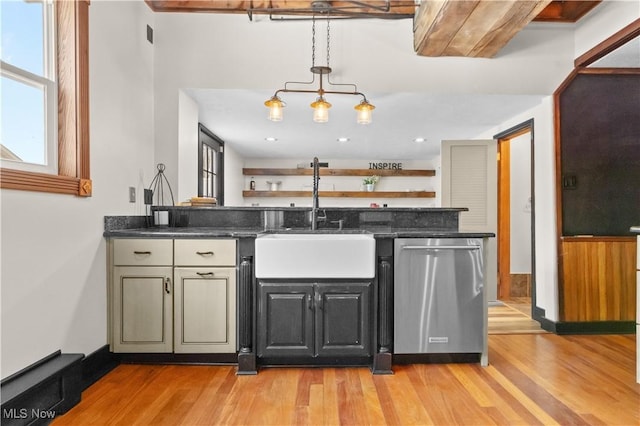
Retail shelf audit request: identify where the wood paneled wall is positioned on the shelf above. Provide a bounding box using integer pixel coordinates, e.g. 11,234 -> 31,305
554,20 -> 640,326
560,238 -> 636,321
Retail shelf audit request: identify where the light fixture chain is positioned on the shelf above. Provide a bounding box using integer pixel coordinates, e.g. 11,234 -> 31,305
326,17 -> 330,68
311,15 -> 316,68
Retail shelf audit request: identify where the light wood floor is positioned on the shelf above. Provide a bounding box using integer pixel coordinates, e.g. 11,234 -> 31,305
500,297 -> 533,316
488,298 -> 546,335
54,334 -> 638,425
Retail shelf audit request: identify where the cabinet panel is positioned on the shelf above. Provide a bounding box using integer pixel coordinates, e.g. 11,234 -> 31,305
110,238 -> 238,355
257,280 -> 373,359
257,283 -> 314,357
174,267 -> 236,353
113,239 -> 173,266
174,239 -> 236,266
113,266 -> 173,353
316,283 -> 371,357
561,239 -> 636,321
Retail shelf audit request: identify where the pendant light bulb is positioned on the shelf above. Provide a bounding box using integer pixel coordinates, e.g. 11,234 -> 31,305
354,100 -> 375,125
310,97 -> 332,123
264,96 -> 285,122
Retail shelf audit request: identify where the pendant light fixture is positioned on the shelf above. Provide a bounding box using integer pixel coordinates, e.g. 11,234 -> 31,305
264,15 -> 375,124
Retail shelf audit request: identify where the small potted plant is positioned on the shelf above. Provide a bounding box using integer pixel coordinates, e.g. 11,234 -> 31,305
363,175 -> 379,192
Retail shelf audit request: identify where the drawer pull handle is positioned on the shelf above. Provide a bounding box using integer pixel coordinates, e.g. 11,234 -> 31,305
196,251 -> 214,256
401,245 -> 480,251
133,251 -> 152,255
164,278 -> 171,294
196,272 -> 215,277
315,293 -> 323,310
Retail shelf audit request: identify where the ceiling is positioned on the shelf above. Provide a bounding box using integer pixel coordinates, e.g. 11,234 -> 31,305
153,0 -> 607,160
187,89 -> 544,159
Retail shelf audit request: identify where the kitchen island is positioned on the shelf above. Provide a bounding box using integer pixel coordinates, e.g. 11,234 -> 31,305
104,206 -> 493,374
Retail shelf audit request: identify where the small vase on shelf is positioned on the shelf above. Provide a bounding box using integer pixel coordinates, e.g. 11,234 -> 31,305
363,175 -> 379,192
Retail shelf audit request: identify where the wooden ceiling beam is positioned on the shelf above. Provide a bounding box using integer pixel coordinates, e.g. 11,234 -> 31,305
414,0 -> 552,58
145,1 -> 417,16
146,0 -> 600,22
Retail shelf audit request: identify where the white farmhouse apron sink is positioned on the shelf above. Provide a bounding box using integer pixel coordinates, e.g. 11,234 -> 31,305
255,233 -> 376,278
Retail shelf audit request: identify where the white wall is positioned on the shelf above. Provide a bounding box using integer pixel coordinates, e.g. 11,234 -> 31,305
0,0 -> 156,378
223,143 -> 245,207
177,90 -> 199,202
510,133 -> 532,274
574,0 -> 640,59
176,90 -> 246,205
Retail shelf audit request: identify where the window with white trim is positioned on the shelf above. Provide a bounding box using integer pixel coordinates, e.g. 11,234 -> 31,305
1,0 -> 57,174
0,0 -> 91,197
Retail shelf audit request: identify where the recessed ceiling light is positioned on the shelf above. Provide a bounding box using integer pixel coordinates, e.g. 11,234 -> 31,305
265,137 -> 278,142
414,137 -> 426,143
337,137 -> 350,143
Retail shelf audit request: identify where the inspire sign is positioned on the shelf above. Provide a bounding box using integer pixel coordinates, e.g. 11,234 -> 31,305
369,162 -> 403,170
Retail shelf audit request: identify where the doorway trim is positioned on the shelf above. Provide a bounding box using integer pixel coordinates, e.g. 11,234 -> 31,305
493,119 -> 537,318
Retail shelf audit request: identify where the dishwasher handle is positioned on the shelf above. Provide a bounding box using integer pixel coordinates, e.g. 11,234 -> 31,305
401,245 -> 481,251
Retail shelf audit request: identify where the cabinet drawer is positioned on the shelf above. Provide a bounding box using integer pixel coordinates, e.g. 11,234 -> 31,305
174,239 -> 237,266
113,239 -> 173,266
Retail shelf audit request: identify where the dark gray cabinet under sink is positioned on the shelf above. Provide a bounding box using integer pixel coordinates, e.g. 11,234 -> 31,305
257,280 -> 373,360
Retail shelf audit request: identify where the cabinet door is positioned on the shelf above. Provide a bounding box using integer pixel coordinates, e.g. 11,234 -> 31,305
315,282 -> 372,357
112,266 -> 173,353
257,282 -> 314,357
173,267 -> 236,353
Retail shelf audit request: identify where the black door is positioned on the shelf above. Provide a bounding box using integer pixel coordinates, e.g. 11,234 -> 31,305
315,282 -> 372,357
257,282 -> 314,357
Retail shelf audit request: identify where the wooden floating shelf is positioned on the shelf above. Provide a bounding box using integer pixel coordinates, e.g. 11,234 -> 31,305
243,168 -> 435,177
243,190 -> 436,198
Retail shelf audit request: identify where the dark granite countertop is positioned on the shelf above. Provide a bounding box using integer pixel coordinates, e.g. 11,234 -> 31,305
162,206 -> 468,212
103,209 -> 493,239
104,227 -> 263,238
104,227 -> 494,239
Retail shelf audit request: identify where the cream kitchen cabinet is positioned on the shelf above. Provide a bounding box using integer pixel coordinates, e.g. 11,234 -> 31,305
109,238 -> 237,354
111,239 -> 173,353
173,239 -> 236,353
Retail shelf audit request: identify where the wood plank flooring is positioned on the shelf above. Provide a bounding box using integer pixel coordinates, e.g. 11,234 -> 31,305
54,334 -> 639,425
488,301 -> 546,334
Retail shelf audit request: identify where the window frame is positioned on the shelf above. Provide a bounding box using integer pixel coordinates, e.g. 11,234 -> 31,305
0,0 -> 91,197
197,123 -> 224,205
1,0 -> 57,175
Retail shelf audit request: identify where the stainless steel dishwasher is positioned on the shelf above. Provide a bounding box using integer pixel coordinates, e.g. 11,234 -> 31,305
394,238 -> 487,364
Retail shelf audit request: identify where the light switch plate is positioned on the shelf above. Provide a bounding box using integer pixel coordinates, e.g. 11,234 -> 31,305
129,187 -> 136,203
144,189 -> 153,205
